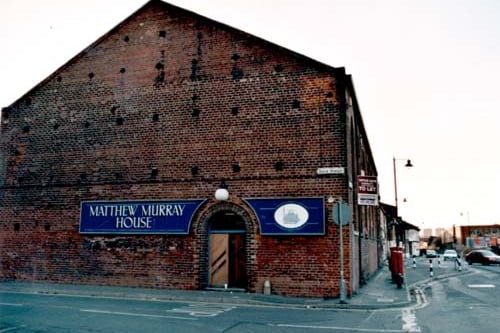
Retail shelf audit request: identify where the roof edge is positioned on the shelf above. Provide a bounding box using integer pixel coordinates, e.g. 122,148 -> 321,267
4,0 -> 340,109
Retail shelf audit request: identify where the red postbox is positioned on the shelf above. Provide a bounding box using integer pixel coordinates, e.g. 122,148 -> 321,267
390,247 -> 404,287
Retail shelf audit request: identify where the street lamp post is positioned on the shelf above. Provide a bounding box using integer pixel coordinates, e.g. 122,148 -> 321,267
389,157 -> 413,288
392,157 -> 413,247
393,157 -> 413,216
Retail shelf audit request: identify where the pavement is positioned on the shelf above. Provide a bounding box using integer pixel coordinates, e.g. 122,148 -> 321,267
0,257 -> 468,310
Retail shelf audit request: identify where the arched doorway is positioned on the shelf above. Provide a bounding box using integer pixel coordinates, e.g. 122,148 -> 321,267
208,210 -> 247,289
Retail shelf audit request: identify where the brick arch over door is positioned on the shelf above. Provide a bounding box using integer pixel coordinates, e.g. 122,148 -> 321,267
192,201 -> 257,291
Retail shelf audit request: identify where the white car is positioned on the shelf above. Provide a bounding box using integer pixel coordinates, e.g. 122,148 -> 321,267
443,249 -> 458,261
426,249 -> 437,258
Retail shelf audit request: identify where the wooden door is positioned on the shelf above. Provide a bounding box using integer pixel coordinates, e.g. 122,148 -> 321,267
209,234 -> 229,287
229,233 -> 246,288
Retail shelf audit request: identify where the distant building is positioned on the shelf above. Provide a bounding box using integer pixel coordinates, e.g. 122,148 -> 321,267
442,228 -> 454,244
421,228 -> 433,239
405,227 -> 420,257
456,224 -> 500,253
379,203 -> 420,258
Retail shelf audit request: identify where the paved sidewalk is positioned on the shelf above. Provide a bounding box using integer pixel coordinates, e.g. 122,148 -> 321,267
348,265 -> 411,308
0,265 -> 411,310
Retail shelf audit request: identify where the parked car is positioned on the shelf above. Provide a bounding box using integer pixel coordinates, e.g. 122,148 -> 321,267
465,249 -> 500,265
443,249 -> 458,261
426,249 -> 437,258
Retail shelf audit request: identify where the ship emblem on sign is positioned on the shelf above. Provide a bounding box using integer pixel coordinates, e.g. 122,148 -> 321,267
274,203 -> 309,229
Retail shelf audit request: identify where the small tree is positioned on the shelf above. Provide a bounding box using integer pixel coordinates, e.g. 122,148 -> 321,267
427,236 -> 443,251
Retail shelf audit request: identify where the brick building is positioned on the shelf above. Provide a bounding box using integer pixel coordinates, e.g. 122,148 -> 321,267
456,224 -> 500,252
0,0 -> 379,298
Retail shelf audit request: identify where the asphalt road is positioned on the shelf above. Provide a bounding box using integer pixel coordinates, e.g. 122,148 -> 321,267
409,255 -> 500,333
1,290 -> 407,333
1,257 -> 498,332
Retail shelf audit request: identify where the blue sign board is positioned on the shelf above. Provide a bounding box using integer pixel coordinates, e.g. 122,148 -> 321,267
80,200 -> 205,234
244,197 -> 325,235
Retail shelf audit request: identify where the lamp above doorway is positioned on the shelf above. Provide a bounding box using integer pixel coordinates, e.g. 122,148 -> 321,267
215,180 -> 229,201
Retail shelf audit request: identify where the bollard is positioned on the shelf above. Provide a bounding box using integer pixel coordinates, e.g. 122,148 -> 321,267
437,255 -> 441,267
263,280 -> 271,295
412,256 -> 416,269
429,259 -> 434,277
455,257 -> 462,272
396,273 -> 403,289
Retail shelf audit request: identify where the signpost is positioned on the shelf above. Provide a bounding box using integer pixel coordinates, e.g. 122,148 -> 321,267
79,200 -> 205,234
332,200 -> 350,304
357,175 -> 378,206
316,167 -> 345,175
244,197 -> 325,235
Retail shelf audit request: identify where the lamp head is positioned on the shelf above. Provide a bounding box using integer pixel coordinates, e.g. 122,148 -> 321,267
215,180 -> 229,201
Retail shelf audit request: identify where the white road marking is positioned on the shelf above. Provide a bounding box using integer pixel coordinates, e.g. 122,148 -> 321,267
167,303 -> 235,317
0,302 -> 23,307
401,308 -> 421,332
411,287 -> 429,310
468,303 -> 489,309
80,309 -> 197,320
467,284 -> 495,288
398,286 -> 425,333
273,323 -> 405,332
0,327 -> 22,333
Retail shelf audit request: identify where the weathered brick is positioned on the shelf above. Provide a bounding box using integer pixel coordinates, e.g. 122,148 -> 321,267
0,0 -> 379,298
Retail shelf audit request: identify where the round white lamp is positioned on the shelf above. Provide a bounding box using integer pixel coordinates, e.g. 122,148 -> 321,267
215,181 -> 229,201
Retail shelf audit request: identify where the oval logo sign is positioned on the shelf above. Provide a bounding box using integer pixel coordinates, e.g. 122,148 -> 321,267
274,203 -> 309,229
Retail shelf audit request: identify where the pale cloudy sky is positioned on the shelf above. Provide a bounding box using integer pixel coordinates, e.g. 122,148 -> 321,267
2,0 -> 499,229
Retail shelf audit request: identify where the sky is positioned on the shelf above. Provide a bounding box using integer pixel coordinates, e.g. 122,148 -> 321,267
1,0 -> 499,230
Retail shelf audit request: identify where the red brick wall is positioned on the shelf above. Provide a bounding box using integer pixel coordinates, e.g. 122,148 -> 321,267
0,0 -> 358,297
